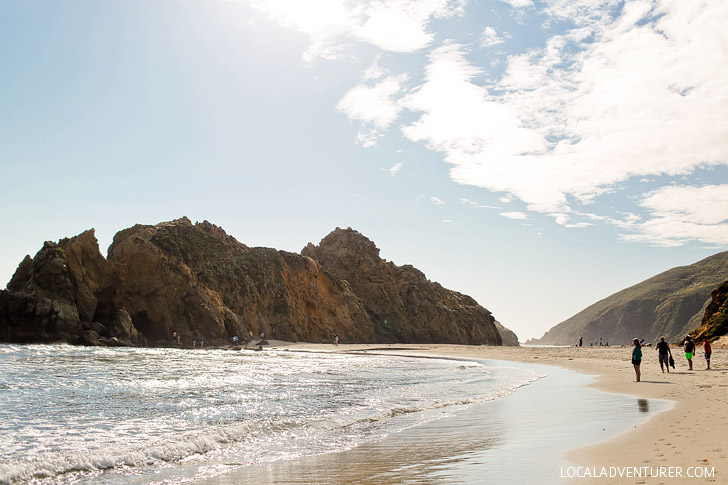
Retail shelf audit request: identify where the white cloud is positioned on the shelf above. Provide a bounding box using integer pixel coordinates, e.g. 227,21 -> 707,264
497,0 -> 533,9
243,0 -> 465,60
501,211 -> 528,219
243,0 -> 359,61
355,0 -> 465,52
397,1 -> 728,242
338,74 -> 407,145
250,0 -> 728,247
337,75 -> 406,127
621,185 -> 728,246
460,198 -> 499,209
479,27 -> 507,47
431,196 -> 447,205
383,162 -> 403,176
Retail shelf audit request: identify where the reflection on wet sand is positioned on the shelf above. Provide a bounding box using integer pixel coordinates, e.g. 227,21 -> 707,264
215,409 -> 504,484
638,399 -> 649,413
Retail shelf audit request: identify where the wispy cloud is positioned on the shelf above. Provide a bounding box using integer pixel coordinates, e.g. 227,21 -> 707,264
460,198 -> 499,209
382,162 -> 403,176
398,1 -> 728,244
621,185 -> 728,246
243,0 -> 466,61
479,27 -> 508,47
253,0 -> 728,246
500,211 -> 527,220
431,196 -> 447,206
497,0 -> 533,9
337,73 -> 407,146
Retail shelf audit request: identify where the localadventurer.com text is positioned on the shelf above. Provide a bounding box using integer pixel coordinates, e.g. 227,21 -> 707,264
560,466 -> 715,479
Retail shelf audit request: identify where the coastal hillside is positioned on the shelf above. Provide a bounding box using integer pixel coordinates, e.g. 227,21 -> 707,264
302,227 -> 504,345
530,251 -> 728,345
0,218 -> 512,346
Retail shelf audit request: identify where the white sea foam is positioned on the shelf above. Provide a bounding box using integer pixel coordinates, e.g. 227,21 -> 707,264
0,345 -> 539,484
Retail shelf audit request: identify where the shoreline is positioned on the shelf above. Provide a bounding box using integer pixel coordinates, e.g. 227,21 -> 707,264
269,342 -> 726,483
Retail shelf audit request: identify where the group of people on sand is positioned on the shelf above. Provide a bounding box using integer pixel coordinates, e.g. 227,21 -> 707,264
631,335 -> 713,382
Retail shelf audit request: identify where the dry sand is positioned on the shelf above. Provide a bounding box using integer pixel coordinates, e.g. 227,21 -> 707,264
270,341 -> 727,484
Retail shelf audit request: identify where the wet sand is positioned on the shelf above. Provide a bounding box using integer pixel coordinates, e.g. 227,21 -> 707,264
207,343 -> 725,484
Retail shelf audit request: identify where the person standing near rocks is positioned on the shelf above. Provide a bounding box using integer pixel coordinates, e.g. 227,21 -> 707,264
632,338 -> 642,382
703,339 -> 712,370
684,335 -> 696,370
655,337 -> 672,373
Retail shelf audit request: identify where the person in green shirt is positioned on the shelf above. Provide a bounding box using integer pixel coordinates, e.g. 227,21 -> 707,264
632,338 -> 642,382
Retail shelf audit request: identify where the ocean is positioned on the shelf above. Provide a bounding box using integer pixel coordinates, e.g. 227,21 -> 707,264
0,344 -> 668,484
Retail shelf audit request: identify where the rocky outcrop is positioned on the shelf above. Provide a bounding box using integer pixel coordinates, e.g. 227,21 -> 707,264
690,280 -> 728,342
1,219 -> 509,346
494,321 -> 520,346
530,252 -> 728,345
302,227 -> 505,345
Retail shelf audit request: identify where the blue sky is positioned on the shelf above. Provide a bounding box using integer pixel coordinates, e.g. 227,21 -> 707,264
1,0 -> 727,341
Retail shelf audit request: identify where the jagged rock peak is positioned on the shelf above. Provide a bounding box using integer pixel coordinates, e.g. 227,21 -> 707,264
308,227 -> 381,261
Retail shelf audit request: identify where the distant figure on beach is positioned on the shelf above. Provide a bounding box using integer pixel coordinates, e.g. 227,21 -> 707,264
200,337 -> 204,348
684,336 -> 695,370
260,332 -> 264,340
233,335 -> 239,346
333,334 -> 339,345
579,336 -> 583,347
703,339 -> 712,370
655,337 -> 672,373
632,338 -> 642,382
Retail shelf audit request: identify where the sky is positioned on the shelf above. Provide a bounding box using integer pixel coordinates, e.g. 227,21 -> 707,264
1,0 -> 727,341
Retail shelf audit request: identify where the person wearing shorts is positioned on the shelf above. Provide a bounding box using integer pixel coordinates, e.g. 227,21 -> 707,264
704,339 -> 712,370
684,336 -> 695,370
655,337 -> 671,373
632,338 -> 642,382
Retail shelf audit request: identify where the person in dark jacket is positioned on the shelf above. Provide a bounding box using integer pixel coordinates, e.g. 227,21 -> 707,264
655,337 -> 672,373
632,338 -> 642,382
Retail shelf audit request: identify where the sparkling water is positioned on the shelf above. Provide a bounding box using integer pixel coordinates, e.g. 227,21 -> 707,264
0,344 -> 538,484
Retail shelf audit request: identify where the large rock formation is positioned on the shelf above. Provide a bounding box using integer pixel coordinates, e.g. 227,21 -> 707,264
530,251 -> 728,345
690,280 -> 728,343
302,227 -> 503,345
1,219 -> 511,346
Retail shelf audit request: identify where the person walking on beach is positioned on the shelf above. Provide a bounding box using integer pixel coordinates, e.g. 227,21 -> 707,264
684,335 -> 696,370
632,338 -> 642,382
655,337 -> 672,373
704,339 -> 712,370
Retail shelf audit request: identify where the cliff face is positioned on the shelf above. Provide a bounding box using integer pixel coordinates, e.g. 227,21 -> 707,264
691,280 -> 728,342
531,252 -> 728,345
1,219 -> 509,346
302,227 -> 503,345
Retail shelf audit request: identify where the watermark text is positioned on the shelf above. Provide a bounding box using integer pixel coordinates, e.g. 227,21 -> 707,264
560,466 -> 715,479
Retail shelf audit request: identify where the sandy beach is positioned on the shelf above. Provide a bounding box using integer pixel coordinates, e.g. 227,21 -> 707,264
263,342 -> 726,484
